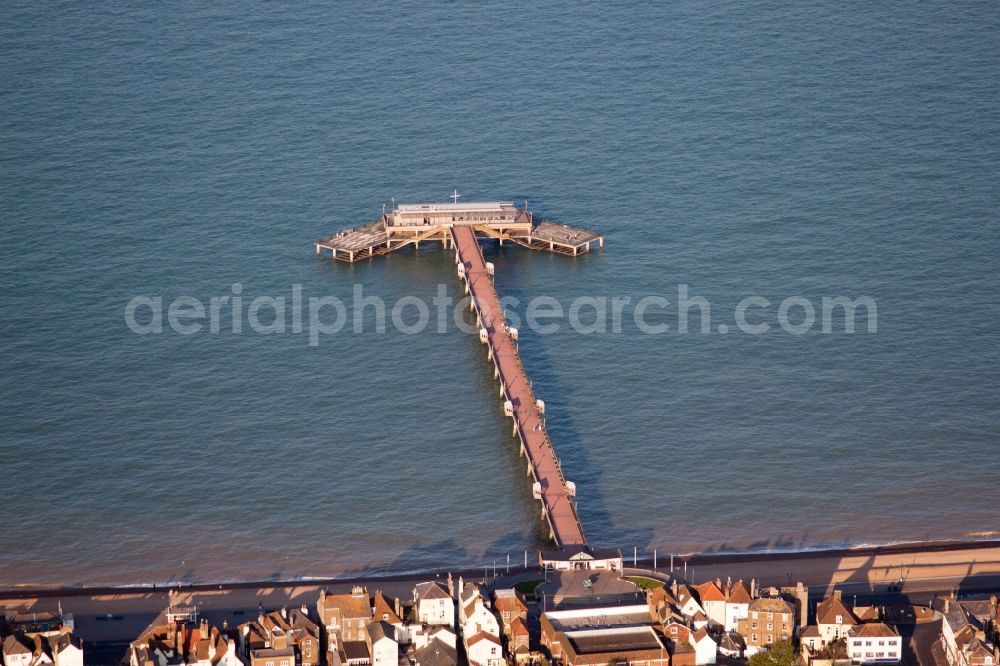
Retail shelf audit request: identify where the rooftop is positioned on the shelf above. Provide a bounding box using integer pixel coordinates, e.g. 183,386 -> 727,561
395,202 -> 516,214
543,604 -> 651,631
565,626 -> 664,655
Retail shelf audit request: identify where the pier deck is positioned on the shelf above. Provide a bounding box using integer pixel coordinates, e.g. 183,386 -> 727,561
451,225 -> 587,548
316,202 -> 603,262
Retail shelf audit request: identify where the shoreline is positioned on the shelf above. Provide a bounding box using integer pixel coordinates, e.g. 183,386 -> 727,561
3,536 -> 999,599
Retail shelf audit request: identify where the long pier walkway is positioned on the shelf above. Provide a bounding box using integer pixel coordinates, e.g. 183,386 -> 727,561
451,225 -> 587,548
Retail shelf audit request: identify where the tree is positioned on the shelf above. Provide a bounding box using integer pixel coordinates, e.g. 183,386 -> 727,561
747,640 -> 796,666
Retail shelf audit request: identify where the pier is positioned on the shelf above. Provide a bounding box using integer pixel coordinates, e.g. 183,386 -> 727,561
315,200 -> 603,262
451,224 -> 587,548
316,198 -> 603,550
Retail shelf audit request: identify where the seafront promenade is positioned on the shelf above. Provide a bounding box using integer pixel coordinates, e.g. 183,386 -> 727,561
3,542 -> 999,644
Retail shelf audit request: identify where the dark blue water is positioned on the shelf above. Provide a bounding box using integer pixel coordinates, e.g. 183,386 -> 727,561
2,1 -> 998,585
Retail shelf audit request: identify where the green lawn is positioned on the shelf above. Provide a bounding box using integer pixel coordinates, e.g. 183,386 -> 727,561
625,575 -> 666,590
513,579 -> 544,596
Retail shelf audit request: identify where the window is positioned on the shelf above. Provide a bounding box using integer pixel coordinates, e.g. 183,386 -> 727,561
836,614 -> 843,624
767,623 -> 773,630
767,635 -> 773,644
752,634 -> 758,643
768,613 -> 773,621
491,648 -> 497,655
866,641 -> 872,646
752,622 -> 757,629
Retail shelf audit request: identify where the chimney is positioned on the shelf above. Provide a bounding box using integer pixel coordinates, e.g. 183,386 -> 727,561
833,590 -> 842,600
671,580 -> 678,597
751,579 -> 758,599
319,590 -> 326,607
395,598 -> 402,618
301,604 -> 309,616
280,606 -> 288,620
944,599 -> 950,613
715,577 -> 722,589
726,577 -> 732,596
457,576 -> 463,600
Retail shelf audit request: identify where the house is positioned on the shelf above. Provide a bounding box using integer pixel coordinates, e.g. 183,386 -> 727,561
411,638 -> 456,666
341,641 -> 370,666
691,627 -> 717,665
2,634 -> 35,666
492,589 -> 528,635
506,617 -> 531,664
464,631 -> 503,666
816,592 -> 859,645
458,582 -> 499,639
800,625 -> 824,652
648,586 -> 680,626
238,607 -> 321,666
318,587 -> 374,645
128,606 -> 241,666
673,584 -> 706,622
407,625 -> 456,652
718,631 -> 745,659
1,613 -> 83,666
846,622 -> 901,664
0,634 -> 78,666
724,580 -> 753,632
961,639 -> 996,666
539,546 -> 623,572
365,622 -> 397,666
738,597 -> 795,656
412,583 -> 454,628
662,622 -> 691,647
371,592 -> 403,639
695,581 -> 727,628
934,597 -> 978,666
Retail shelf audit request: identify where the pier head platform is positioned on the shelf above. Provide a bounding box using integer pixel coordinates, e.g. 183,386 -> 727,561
316,198 -> 603,554
315,200 -> 603,262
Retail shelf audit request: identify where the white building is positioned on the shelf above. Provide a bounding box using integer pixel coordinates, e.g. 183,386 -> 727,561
2,631 -> 83,666
413,582 -> 455,628
724,580 -> 753,632
409,626 -> 456,651
816,592 -> 858,644
539,547 -> 623,572
366,622 -> 398,666
458,582 -> 500,640
691,628 -> 718,665
847,623 -> 901,664
674,585 -> 707,622
464,632 -> 503,666
695,581 -> 727,628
